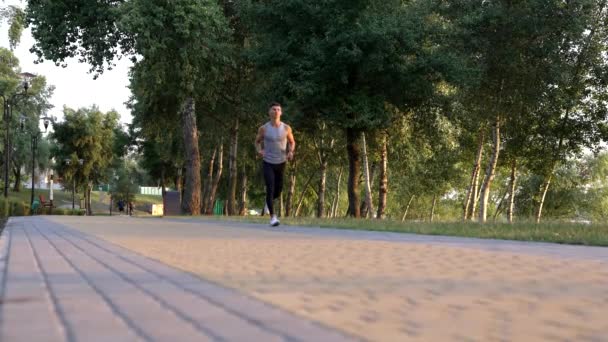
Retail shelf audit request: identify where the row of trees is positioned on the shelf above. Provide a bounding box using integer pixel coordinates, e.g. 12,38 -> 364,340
18,0 -> 608,222
0,8 -> 136,213
0,46 -> 53,195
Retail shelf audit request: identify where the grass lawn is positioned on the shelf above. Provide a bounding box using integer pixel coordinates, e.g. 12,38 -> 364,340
8,189 -> 605,247
165,215 -> 608,247
5,189 -> 162,215
89,191 -> 162,215
7,188 -> 75,206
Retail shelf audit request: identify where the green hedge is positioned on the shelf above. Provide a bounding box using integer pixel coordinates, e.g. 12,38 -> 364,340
0,199 -> 85,217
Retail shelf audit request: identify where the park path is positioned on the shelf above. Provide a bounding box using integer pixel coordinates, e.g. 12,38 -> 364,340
2,216 -> 608,341
0,217 -> 355,342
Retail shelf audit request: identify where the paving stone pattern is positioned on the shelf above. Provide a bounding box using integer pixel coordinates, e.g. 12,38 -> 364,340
3,216 -> 608,341
0,217 -> 356,342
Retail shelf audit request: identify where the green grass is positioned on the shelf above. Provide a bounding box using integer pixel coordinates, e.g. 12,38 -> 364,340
168,215 -> 608,247
89,191 -> 162,215
12,189 -> 606,246
6,189 -> 162,215
8,188 -> 74,205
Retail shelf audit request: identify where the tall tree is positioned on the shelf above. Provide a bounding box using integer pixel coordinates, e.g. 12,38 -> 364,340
26,0 -> 231,214
244,0 -> 458,217
51,106 -> 119,215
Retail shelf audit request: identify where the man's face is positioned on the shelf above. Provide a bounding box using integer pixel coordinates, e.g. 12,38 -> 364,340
268,105 -> 282,121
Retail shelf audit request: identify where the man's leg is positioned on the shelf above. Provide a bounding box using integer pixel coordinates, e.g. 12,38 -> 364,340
273,162 -> 286,201
263,162 -> 276,216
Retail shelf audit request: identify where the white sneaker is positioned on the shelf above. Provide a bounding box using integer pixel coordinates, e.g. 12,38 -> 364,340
270,215 -> 280,227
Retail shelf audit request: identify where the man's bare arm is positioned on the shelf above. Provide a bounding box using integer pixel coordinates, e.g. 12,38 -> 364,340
286,125 -> 296,160
255,126 -> 265,157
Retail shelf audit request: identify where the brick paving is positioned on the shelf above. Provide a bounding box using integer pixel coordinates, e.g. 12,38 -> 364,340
0,217 -> 356,342
2,216 -> 608,341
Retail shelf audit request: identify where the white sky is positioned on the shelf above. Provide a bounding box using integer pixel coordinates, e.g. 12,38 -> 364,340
0,0 -> 133,125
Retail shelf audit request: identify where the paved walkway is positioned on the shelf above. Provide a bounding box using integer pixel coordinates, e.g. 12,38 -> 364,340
0,217 -> 355,342
2,216 -> 608,341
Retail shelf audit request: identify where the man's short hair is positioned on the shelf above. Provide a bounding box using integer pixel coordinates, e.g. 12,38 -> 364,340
269,101 -> 281,109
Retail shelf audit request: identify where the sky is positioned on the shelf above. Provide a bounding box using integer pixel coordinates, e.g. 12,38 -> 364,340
0,1 -> 133,125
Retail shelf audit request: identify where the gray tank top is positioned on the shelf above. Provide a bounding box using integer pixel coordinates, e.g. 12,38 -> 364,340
263,122 -> 288,164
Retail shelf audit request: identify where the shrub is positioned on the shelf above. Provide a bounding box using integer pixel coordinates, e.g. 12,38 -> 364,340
0,199 -> 8,217
21,202 -> 30,216
52,208 -> 67,215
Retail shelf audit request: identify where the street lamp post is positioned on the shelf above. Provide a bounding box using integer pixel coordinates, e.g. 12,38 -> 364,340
49,169 -> 54,207
65,158 -> 84,210
29,133 -> 38,207
2,73 -> 33,198
110,174 -> 118,216
22,113 -> 54,208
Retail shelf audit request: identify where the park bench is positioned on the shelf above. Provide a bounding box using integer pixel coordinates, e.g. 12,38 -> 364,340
39,194 -> 54,209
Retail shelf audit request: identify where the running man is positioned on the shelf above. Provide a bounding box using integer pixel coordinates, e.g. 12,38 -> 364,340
255,102 -> 296,226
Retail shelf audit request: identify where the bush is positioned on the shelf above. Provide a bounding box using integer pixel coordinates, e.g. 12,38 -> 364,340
0,200 -> 31,217
51,208 -> 67,215
12,202 -> 19,216
22,202 -> 30,216
11,202 -> 28,216
0,199 -> 9,217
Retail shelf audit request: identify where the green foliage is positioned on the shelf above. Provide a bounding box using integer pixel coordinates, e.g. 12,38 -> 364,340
51,106 -> 119,191
244,0 -> 457,130
120,0 -> 230,94
109,159 -> 140,203
1,5 -> 25,50
24,0 -> 608,224
0,199 -> 8,217
26,0 -> 128,74
0,199 -> 30,217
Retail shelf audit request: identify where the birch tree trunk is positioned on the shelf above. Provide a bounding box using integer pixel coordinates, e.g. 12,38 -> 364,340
493,189 -> 509,222
401,195 -> 414,222
331,167 -> 343,218
430,194 -> 437,222
346,128 -> 361,217
238,168 -> 247,216
536,173 -> 553,224
470,173 -> 483,220
376,133 -> 388,219
361,132 -> 373,218
479,116 -> 501,223
206,144 -> 223,215
227,119 -> 239,215
285,161 -> 296,217
360,163 -> 377,217
314,129 -> 334,218
202,147 -> 216,214
464,129 -> 485,221
295,173 -> 315,217
507,159 -> 517,223
180,96 -> 201,215
317,161 -> 327,217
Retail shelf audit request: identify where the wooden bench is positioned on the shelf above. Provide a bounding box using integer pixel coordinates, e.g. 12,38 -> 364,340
39,195 -> 54,209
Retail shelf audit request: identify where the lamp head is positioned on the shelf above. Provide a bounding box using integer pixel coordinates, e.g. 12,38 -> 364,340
18,72 -> 36,93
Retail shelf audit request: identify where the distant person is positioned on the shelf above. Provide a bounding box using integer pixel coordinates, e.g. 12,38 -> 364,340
128,201 -> 133,216
118,199 -> 124,214
255,102 -> 296,226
